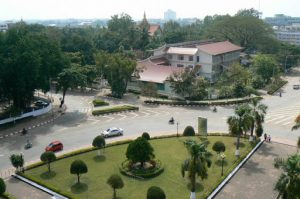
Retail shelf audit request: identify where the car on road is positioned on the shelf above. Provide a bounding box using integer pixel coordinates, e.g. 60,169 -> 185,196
101,127 -> 123,138
45,141 -> 63,152
293,85 -> 300,90
34,100 -> 49,107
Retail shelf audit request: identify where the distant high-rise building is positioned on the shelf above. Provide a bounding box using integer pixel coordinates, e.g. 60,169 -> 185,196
265,14 -> 300,26
164,9 -> 176,21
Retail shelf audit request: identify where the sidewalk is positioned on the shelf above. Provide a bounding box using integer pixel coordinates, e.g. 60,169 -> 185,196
215,142 -> 297,199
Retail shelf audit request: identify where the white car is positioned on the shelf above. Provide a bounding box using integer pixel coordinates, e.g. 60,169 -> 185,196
101,127 -> 123,138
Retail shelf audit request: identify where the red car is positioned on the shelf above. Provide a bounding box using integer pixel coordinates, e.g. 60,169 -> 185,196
45,141 -> 63,152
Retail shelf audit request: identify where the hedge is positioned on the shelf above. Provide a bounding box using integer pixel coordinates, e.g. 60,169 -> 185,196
266,80 -> 288,95
144,96 -> 263,106
92,105 -> 139,116
92,99 -> 109,107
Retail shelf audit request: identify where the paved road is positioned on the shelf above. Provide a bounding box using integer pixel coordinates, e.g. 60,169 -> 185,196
216,142 -> 297,199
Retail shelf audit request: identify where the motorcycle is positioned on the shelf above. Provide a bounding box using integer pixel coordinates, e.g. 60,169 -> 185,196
24,140 -> 32,150
169,118 -> 175,124
213,107 -> 217,112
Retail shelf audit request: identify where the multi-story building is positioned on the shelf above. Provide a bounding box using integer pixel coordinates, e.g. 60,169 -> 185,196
0,24 -> 8,32
128,40 -> 242,97
275,25 -> 300,46
265,14 -> 300,26
164,9 -> 176,21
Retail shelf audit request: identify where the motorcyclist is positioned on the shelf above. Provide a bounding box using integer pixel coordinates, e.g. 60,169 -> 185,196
22,128 -> 27,135
169,117 -> 174,123
213,106 -> 217,112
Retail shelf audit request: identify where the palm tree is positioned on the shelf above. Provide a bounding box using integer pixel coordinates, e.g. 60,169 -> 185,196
227,104 -> 252,156
291,114 -> 300,131
249,98 -> 268,139
181,140 -> 212,199
274,154 -> 300,199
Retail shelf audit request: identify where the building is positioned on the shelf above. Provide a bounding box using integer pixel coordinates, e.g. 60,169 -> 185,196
128,40 -> 242,97
275,25 -> 300,46
265,14 -> 300,26
140,13 -> 162,37
0,24 -> 8,32
164,9 -> 176,21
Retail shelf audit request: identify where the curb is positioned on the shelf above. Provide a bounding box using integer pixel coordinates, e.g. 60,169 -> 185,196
13,174 -> 68,199
0,111 -> 64,140
207,140 -> 264,199
92,109 -> 139,117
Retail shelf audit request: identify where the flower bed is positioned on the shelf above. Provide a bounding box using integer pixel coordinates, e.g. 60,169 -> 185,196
92,99 -> 109,107
92,105 -> 139,116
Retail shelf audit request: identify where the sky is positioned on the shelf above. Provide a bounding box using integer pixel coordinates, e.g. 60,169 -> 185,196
0,0 -> 299,21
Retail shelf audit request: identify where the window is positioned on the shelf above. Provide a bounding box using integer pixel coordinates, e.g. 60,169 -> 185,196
177,55 -> 184,60
177,64 -> 184,67
157,83 -> 165,91
196,56 -> 200,62
168,54 -> 173,59
189,56 -> 193,61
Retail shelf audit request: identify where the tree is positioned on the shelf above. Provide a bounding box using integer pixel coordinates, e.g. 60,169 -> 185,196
147,186 -> 166,199
183,126 -> 196,136
141,83 -> 158,99
249,98 -> 268,138
10,154 -> 24,172
212,141 -> 226,155
126,137 -> 154,168
253,54 -> 279,84
107,174 -> 124,199
274,154 -> 300,199
169,66 -> 208,99
95,52 -> 136,98
292,115 -> 300,131
56,64 -> 87,103
92,135 -> 106,156
40,152 -> 56,173
297,137 -> 300,153
70,160 -> 88,184
235,8 -> 260,18
142,132 -> 151,140
181,140 -> 211,199
0,178 -> 5,195
227,104 -> 252,156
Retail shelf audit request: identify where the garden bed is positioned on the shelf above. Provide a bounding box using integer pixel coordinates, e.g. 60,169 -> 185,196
92,99 -> 109,107
21,135 -> 257,199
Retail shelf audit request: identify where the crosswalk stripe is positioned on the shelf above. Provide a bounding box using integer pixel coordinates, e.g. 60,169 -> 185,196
274,116 -> 295,124
265,115 -> 286,123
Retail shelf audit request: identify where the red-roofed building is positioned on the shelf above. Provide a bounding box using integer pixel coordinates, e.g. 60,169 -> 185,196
128,40 -> 242,97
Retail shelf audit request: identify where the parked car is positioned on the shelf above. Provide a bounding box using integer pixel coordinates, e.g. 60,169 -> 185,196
45,141 -> 63,152
34,100 -> 49,107
101,127 -> 123,138
293,85 -> 300,90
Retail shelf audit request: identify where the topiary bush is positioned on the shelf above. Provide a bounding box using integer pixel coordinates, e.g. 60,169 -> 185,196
92,99 -> 109,107
183,126 -> 195,136
142,132 -> 150,140
212,141 -> 226,154
0,178 -> 6,195
147,186 -> 166,199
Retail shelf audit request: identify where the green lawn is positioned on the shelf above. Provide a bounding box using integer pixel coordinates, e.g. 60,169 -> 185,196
24,136 -> 255,199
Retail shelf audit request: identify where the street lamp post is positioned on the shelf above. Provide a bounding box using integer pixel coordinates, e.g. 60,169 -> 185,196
221,153 -> 226,176
176,121 -> 179,137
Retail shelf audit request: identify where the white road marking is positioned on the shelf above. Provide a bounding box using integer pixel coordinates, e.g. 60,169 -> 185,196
274,116 -> 295,124
117,114 -> 127,121
144,109 -> 160,116
282,121 -> 292,126
139,111 -> 150,117
129,112 -> 139,119
265,116 -> 287,123
102,115 -> 114,122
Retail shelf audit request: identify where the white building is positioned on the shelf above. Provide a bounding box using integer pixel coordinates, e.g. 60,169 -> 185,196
128,40 -> 242,97
275,25 -> 300,46
164,9 -> 176,21
0,24 -> 8,32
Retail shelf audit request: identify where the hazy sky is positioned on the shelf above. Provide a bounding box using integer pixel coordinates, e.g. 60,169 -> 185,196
0,0 -> 298,20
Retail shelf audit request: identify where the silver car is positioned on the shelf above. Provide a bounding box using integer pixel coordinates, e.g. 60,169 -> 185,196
101,127 -> 123,138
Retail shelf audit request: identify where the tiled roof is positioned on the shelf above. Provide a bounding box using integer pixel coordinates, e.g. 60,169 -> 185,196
137,59 -> 183,83
197,41 -> 243,55
167,47 -> 198,55
148,25 -> 161,36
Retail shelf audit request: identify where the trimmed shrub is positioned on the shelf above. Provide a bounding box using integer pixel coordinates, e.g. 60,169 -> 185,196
142,132 -> 150,140
92,105 -> 139,116
0,178 -> 6,195
183,126 -> 195,136
147,186 -> 166,199
212,141 -> 226,154
92,99 -> 109,107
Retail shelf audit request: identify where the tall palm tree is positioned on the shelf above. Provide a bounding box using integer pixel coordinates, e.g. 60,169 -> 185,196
249,98 -> 268,138
274,154 -> 300,199
227,104 -> 252,156
181,140 -> 212,199
292,114 -> 300,131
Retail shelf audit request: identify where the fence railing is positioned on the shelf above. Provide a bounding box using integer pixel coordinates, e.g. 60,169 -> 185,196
0,104 -> 52,125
